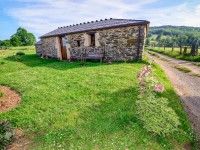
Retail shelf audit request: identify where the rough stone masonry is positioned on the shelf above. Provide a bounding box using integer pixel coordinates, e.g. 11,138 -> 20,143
35,19 -> 149,62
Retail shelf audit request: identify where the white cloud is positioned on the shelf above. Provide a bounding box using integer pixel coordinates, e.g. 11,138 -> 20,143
5,0 -> 200,38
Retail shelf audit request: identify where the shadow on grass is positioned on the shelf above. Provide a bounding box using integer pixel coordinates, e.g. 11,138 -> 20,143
34,87 -> 148,149
5,54 -> 145,70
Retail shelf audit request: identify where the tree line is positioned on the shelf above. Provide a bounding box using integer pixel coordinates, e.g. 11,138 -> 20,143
146,26 -> 200,56
0,27 -> 36,48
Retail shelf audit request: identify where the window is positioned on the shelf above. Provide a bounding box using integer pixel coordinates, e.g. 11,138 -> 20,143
90,33 -> 95,47
77,40 -> 81,47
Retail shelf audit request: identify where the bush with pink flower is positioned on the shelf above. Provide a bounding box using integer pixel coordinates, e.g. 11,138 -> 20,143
136,65 -> 180,136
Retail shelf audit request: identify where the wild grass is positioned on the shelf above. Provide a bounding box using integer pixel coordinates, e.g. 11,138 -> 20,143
192,74 -> 200,77
160,58 -> 170,62
0,46 -> 196,149
148,47 -> 200,62
175,66 -> 192,73
147,51 -> 169,62
194,63 -> 200,67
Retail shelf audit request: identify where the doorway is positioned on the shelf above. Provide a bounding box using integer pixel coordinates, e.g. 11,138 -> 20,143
59,37 -> 67,60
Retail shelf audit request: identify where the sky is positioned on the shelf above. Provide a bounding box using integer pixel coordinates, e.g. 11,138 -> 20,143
0,0 -> 200,40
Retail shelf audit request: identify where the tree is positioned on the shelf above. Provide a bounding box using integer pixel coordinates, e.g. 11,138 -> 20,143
187,34 -> 199,56
0,40 -> 11,47
177,34 -> 188,54
156,33 -> 162,41
10,35 -> 21,46
146,38 -> 150,46
11,27 -> 36,46
171,37 -> 177,51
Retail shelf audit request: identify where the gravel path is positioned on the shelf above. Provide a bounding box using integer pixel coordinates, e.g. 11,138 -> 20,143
146,51 -> 200,135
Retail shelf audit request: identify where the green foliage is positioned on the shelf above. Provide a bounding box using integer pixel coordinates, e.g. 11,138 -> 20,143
0,40 -> 11,47
12,27 -> 36,46
156,33 -> 162,41
136,96 -> 180,135
145,38 -> 150,46
0,92 -> 3,98
150,25 -> 200,37
149,48 -> 200,62
16,51 -> 25,56
10,35 -> 21,46
0,28 -> 36,47
0,61 -> 5,65
7,55 -> 23,62
0,121 -> 15,150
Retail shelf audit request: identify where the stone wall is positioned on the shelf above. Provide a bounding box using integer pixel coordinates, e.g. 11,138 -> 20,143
67,25 -> 147,62
35,44 -> 43,56
35,37 -> 59,58
35,25 -> 147,62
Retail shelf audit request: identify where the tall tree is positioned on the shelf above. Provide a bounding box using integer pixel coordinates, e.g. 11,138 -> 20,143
11,27 -> 36,46
177,34 -> 188,54
156,33 -> 162,41
10,35 -> 21,46
146,38 -> 150,46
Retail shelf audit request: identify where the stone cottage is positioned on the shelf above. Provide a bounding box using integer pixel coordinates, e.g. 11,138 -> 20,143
35,18 -> 150,62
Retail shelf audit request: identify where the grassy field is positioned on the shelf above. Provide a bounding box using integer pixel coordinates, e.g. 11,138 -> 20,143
148,47 -> 200,62
0,46 -> 196,149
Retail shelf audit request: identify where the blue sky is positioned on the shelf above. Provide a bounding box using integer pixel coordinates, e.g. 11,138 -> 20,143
0,0 -> 200,40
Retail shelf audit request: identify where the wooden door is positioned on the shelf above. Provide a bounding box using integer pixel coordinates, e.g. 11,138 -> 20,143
59,37 -> 67,60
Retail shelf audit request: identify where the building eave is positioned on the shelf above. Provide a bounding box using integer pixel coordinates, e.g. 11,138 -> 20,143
40,21 -> 150,39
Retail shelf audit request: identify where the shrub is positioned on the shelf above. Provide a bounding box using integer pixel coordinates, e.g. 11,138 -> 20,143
0,62 -> 5,65
136,96 -> 180,135
7,55 -> 22,62
16,51 -> 25,56
80,61 -> 86,66
0,121 -> 15,150
136,65 -> 180,136
0,92 -> 3,98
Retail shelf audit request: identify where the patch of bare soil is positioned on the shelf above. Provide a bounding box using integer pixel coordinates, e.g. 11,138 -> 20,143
7,129 -> 32,150
0,86 -> 21,112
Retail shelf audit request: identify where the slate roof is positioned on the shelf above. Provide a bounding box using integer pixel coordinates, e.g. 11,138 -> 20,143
40,18 -> 150,38
35,40 -> 43,45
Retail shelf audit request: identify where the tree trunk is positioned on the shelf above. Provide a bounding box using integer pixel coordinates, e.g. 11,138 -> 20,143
183,47 -> 187,55
190,44 -> 196,56
172,45 -> 174,51
179,46 -> 182,55
195,45 -> 199,56
164,45 -> 166,50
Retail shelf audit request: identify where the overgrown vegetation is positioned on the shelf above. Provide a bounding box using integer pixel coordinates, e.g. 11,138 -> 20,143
16,51 -> 25,56
0,121 -> 15,150
0,92 -> 3,98
136,65 -> 180,136
175,66 -> 192,73
0,47 -> 196,149
149,48 -> 200,62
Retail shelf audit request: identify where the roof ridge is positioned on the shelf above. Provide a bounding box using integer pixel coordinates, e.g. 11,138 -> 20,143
40,18 -> 150,38
58,18 -> 114,29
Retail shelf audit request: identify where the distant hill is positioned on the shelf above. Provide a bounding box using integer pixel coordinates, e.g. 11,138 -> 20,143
149,25 -> 200,37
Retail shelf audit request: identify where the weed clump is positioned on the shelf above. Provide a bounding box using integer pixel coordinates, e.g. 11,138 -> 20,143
0,121 -> 15,150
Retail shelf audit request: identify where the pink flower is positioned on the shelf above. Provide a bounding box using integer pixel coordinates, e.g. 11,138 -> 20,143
155,84 -> 164,93
137,66 -> 151,78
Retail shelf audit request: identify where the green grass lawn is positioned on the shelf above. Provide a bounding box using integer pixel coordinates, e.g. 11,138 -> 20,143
0,47 -> 196,149
148,47 -> 200,62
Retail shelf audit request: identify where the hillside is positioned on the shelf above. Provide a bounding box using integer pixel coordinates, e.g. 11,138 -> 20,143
149,25 -> 200,37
